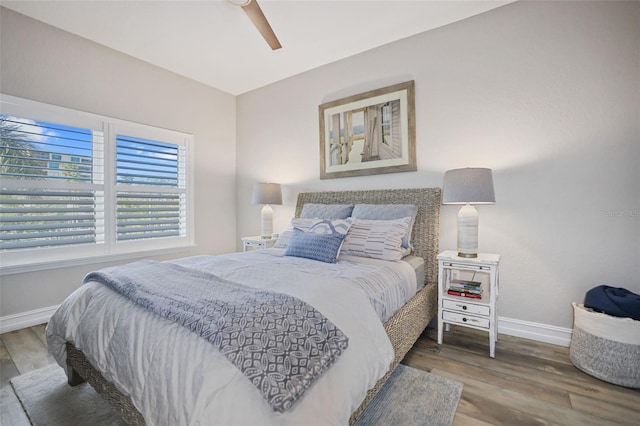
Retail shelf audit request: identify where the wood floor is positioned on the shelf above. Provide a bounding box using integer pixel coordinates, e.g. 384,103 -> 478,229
1,324 -> 638,425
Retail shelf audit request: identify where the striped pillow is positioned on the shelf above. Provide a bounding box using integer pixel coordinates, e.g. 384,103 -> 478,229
341,217 -> 412,261
351,204 -> 418,249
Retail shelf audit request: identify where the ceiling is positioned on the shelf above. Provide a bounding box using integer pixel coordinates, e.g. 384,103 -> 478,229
1,0 -> 512,95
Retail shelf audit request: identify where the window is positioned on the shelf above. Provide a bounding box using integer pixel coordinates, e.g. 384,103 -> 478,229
0,95 -> 194,273
115,135 -> 185,242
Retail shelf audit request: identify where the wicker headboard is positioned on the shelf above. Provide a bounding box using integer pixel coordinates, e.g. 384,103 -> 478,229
295,188 -> 441,284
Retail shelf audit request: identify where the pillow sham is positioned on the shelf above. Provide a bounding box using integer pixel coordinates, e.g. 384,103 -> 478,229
351,204 -> 418,249
274,218 -> 351,248
300,203 -> 354,219
284,230 -> 346,263
307,218 -> 352,237
341,217 -> 412,261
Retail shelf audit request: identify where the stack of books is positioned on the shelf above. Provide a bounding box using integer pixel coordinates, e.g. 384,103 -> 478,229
447,279 -> 483,299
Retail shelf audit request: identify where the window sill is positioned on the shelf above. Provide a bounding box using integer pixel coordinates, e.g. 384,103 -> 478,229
0,245 -> 198,276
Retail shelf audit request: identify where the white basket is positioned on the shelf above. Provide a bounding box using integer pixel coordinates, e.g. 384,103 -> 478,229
569,303 -> 640,388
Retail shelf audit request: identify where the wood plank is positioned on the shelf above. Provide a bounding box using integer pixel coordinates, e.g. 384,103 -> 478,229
430,326 -> 576,374
455,387 -> 545,425
0,339 -> 20,388
453,412 -> 494,426
569,392 -> 640,425
31,325 -> 56,365
432,367 -> 622,426
1,328 -> 53,375
30,323 -> 48,347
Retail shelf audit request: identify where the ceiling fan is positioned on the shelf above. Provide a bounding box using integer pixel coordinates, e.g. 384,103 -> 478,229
228,0 -> 282,50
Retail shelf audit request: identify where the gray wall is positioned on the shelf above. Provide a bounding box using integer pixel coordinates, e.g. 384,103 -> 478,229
236,1 -> 640,330
0,8 -> 237,316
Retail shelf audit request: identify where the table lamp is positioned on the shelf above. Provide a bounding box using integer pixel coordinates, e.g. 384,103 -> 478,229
442,168 -> 495,258
252,182 -> 282,239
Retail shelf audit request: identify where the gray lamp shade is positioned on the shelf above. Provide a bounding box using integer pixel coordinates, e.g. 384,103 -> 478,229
252,183 -> 282,205
442,168 -> 495,205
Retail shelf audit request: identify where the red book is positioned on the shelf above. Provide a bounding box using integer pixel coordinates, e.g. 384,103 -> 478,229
447,290 -> 482,299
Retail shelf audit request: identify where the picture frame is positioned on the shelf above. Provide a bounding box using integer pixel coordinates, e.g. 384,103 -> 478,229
319,80 -> 416,179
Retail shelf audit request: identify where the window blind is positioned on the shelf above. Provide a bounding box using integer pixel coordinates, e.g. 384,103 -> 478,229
0,95 -> 193,272
115,135 -> 186,242
0,116 -> 104,252
0,189 -> 103,250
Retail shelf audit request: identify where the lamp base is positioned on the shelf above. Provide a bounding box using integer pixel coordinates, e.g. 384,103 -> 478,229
260,204 -> 274,239
457,203 -> 479,258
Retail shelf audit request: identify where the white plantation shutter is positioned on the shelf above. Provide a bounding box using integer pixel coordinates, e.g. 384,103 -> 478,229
115,135 -> 187,243
0,117 -> 105,252
116,192 -> 182,240
0,95 -> 193,272
0,189 -> 103,250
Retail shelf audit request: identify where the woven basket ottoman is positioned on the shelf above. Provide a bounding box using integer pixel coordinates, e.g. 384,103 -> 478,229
570,303 -> 640,388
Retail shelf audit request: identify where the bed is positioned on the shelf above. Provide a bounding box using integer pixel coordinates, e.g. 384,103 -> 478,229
46,188 -> 441,425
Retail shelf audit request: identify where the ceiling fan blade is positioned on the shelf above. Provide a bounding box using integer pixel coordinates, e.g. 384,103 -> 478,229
242,0 -> 282,50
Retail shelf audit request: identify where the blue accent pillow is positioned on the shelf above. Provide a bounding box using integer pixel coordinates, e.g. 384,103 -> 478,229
284,229 -> 345,263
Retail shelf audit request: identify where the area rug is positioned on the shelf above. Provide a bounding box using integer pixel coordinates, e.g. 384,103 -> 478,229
355,364 -> 462,426
11,363 -> 462,426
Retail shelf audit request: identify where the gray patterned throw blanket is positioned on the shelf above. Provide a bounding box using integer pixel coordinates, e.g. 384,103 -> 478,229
83,259 -> 349,412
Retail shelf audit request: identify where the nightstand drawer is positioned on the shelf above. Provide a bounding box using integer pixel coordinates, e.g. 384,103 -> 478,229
442,299 -> 490,316
442,310 -> 490,329
242,236 -> 276,251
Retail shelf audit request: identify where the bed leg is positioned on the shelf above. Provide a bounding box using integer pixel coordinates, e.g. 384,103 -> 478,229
66,365 -> 85,386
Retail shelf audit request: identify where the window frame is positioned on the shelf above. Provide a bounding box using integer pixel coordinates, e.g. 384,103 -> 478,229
0,95 -> 195,275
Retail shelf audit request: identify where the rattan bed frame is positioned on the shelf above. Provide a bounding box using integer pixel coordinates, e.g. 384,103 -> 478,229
64,187 -> 441,425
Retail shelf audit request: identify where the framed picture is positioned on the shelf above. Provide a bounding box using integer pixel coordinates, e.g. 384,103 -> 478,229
319,80 -> 416,179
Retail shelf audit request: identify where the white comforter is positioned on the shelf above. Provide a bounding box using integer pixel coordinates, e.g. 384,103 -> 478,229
46,249 -> 417,425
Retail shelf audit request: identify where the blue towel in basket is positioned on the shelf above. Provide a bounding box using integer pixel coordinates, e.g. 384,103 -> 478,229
584,285 -> 640,321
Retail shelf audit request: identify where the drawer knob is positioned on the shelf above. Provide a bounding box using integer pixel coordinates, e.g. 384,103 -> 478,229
462,317 -> 467,322
462,305 -> 467,310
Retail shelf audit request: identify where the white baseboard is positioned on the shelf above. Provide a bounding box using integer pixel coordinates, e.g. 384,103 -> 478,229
499,316 -> 572,347
0,305 -> 59,334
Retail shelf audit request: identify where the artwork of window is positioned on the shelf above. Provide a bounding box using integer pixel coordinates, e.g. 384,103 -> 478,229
319,81 -> 416,179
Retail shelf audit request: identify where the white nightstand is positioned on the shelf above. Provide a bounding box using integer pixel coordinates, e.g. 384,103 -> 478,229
242,236 -> 277,252
437,250 -> 500,358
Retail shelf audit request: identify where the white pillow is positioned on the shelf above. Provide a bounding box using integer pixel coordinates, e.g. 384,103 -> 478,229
274,218 -> 352,248
351,204 -> 418,249
273,218 -> 317,248
307,218 -> 352,236
341,217 -> 411,261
